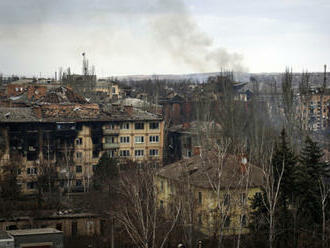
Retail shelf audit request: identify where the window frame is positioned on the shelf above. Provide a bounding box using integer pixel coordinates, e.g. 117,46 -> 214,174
149,135 -> 159,143
149,122 -> 159,129
135,136 -> 145,144
135,122 -> 145,130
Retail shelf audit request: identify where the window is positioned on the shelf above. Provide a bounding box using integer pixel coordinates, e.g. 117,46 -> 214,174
198,192 -> 202,204
76,166 -> 82,173
135,150 -> 144,157
160,200 -> 164,209
149,122 -> 159,129
106,150 -> 115,157
112,87 -> 116,94
149,135 -> 159,143
149,149 -> 159,156
120,122 -> 130,130
27,182 -> 36,189
120,150 -> 130,157
92,164 -> 97,172
135,122 -> 144,130
27,168 -> 37,175
105,123 -> 116,130
56,223 -> 62,231
76,138 -> 83,145
224,217 -> 231,228
76,180 -> 82,186
160,180 -> 164,192
105,136 -> 116,144
76,152 -> 82,159
224,193 -> 230,206
120,136 -> 130,143
241,215 -> 247,227
135,136 -> 144,143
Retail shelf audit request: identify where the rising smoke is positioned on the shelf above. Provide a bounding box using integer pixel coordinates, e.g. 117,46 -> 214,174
150,0 -> 247,72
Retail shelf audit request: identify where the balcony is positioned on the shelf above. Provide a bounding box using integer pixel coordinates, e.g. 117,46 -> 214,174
103,143 -> 119,149
103,128 -> 120,135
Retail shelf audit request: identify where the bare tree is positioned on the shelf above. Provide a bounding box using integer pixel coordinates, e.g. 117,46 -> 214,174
112,165 -> 181,248
319,177 -> 330,248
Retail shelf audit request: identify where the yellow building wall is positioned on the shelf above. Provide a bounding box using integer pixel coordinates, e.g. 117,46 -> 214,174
155,175 -> 261,237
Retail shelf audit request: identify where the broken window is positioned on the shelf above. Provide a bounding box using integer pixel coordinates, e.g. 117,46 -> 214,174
135,122 -> 144,130
76,138 -> 83,145
149,122 -> 159,129
105,136 -> 116,144
120,122 -> 130,130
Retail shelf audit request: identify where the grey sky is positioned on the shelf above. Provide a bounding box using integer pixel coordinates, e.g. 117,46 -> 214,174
0,0 -> 329,77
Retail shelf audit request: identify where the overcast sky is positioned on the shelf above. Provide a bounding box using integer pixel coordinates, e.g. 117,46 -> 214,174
0,0 -> 329,77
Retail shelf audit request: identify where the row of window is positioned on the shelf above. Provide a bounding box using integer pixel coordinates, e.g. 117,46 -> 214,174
118,135 -> 159,144
105,122 -> 160,130
197,192 -> 247,205
158,200 -> 247,228
120,149 -> 159,157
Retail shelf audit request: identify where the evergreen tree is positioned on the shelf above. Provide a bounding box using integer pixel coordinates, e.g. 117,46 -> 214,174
295,136 -> 328,226
272,129 -> 297,205
93,153 -> 119,192
250,129 -> 298,248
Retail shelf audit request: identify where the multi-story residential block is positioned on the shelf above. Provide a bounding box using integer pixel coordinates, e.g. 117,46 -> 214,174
0,87 -> 164,194
298,88 -> 330,131
155,153 -> 263,238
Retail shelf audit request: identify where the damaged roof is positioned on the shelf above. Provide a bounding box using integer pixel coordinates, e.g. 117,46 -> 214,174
0,104 -> 161,123
0,86 -> 162,123
37,86 -> 87,104
157,152 -> 263,189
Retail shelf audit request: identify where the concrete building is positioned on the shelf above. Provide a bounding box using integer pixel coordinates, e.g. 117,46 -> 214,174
7,228 -> 63,248
0,86 -> 164,194
155,152 -> 263,238
94,80 -> 121,100
298,88 -> 330,131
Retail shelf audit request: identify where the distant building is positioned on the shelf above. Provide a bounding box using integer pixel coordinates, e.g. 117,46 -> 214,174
94,81 -> 121,100
298,88 -> 330,131
0,213 -> 101,237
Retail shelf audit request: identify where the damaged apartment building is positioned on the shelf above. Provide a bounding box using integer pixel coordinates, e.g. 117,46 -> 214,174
0,86 -> 164,194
